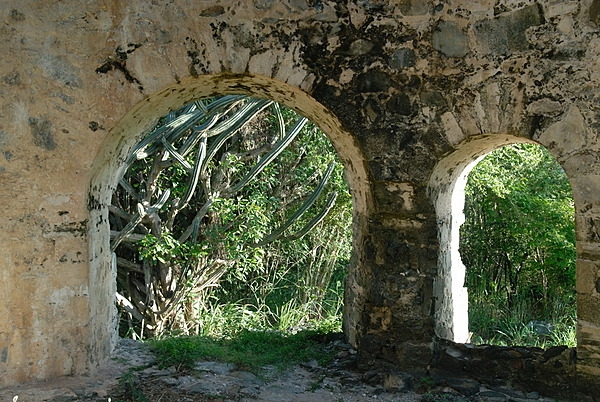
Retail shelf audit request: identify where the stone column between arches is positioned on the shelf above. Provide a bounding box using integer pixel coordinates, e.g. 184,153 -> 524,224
546,107 -> 600,389
533,106 -> 600,389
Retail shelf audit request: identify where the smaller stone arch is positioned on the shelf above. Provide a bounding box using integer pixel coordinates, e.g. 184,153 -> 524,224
428,134 -> 537,342
87,73 -> 373,364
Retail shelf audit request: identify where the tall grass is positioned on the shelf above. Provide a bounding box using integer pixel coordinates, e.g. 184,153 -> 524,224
149,328 -> 337,373
178,295 -> 343,339
469,291 -> 576,348
148,295 -> 343,373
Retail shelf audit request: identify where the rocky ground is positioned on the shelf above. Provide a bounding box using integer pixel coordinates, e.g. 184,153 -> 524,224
1,338 -> 565,402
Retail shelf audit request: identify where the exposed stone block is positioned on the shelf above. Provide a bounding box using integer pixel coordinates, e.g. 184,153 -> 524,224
389,48 -> 416,69
432,21 -> 469,58
577,259 -> 600,295
355,70 -> 394,93
578,294 -> 600,323
590,0 -> 600,24
474,4 -> 544,55
536,106 -> 589,158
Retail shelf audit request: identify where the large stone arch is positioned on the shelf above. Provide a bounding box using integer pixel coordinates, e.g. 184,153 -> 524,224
428,104 -> 600,393
428,134 -> 538,343
87,72 -> 374,366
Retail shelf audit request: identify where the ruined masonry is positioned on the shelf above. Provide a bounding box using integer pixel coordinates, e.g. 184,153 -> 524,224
1,0 -> 600,397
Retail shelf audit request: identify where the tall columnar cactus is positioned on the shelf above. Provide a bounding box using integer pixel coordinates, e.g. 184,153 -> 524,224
110,95 -> 346,338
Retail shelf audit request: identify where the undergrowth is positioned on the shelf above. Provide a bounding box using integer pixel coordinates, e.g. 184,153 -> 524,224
147,297 -> 342,373
469,292 -> 577,348
149,327 -> 338,373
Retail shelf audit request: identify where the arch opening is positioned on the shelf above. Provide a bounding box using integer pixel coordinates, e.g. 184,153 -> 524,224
110,94 -> 354,338
429,135 -> 576,347
461,143 -> 576,347
87,74 -> 372,357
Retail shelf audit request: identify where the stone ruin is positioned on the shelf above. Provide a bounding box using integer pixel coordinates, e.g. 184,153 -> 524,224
1,0 -> 600,398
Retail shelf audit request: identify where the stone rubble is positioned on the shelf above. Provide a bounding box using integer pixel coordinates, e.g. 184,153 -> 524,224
0,338 -> 570,401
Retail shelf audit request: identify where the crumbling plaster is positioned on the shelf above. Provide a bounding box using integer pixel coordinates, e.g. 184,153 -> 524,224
0,0 -> 599,395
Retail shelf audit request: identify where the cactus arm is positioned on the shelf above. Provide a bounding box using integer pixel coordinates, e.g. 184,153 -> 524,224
177,196 -> 216,243
111,189 -> 171,251
223,116 -> 308,196
161,137 -> 193,172
280,191 -> 338,242
257,161 -> 335,244
272,102 -> 285,142
118,178 -> 139,201
201,99 -> 273,174
172,137 -> 207,216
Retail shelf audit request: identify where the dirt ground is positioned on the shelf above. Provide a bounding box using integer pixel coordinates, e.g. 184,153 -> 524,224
0,338 -> 560,402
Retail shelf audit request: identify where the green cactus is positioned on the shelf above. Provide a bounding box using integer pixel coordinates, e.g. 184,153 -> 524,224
110,95 -> 348,338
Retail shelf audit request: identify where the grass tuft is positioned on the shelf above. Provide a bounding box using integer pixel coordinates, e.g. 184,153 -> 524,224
148,327 -> 338,373
469,293 -> 577,348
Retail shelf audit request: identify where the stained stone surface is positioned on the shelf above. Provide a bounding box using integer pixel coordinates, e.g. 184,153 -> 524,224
0,0 -> 600,396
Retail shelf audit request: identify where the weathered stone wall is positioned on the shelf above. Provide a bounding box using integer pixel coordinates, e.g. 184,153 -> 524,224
431,339 -> 577,399
1,0 -> 600,396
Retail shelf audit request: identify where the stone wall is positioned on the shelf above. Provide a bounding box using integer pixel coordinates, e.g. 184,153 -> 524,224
1,0 -> 600,396
431,338 -> 577,400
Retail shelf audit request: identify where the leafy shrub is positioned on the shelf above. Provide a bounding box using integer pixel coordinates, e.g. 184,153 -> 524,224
461,144 -> 576,347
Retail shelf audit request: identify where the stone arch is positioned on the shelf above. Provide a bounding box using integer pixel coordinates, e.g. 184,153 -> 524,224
428,134 -> 544,343
427,106 -> 600,394
87,73 -> 373,361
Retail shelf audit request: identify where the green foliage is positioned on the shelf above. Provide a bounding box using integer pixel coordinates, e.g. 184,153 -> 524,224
468,292 -> 576,348
181,293 -> 342,340
114,371 -> 149,402
138,232 -> 207,264
149,328 -> 336,373
461,143 -> 576,347
111,95 -> 352,339
418,376 -> 436,391
187,301 -> 273,338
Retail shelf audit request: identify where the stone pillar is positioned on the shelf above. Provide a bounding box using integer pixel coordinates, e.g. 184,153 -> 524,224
534,102 -> 600,394
572,175 -> 600,395
344,179 -> 438,370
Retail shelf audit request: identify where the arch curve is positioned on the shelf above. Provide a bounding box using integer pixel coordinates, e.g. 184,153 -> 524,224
428,134 -> 537,342
87,73 -> 373,358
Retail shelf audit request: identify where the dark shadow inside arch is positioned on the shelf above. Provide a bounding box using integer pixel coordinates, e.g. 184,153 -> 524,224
109,95 -> 354,339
